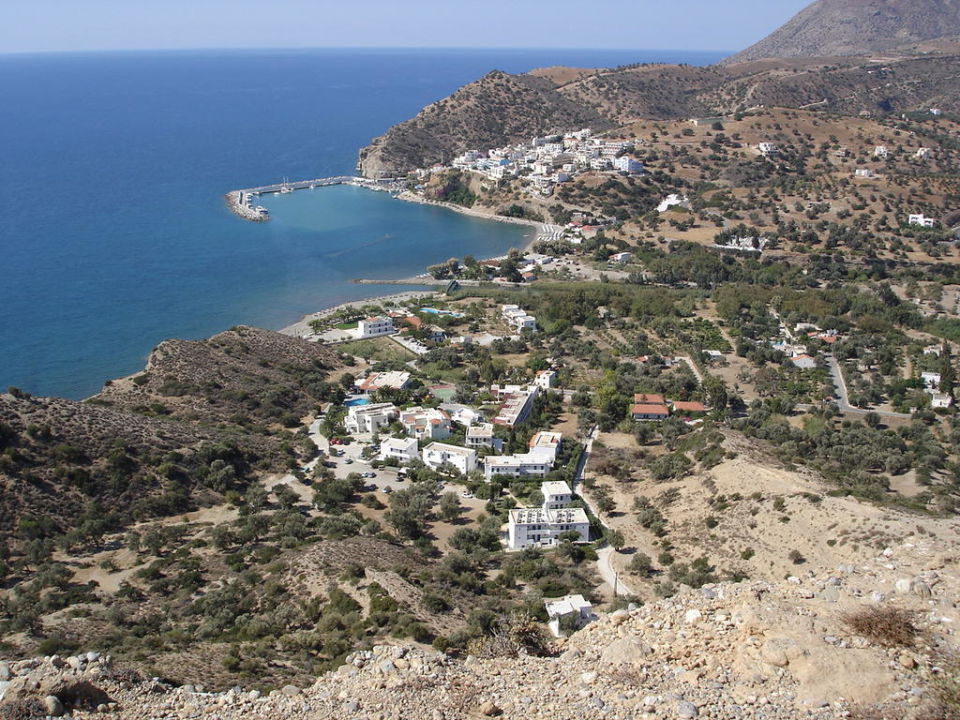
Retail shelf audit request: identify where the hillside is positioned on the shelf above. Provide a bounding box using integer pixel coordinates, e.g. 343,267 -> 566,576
358,54 -> 960,177
724,0 -> 960,64
96,325 -> 340,427
0,327 -> 341,546
3,564 -> 957,718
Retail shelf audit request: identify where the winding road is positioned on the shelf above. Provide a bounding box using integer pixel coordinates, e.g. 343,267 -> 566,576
825,354 -> 911,419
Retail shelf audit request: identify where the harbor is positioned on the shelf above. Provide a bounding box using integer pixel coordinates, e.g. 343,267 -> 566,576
225,176 -> 404,221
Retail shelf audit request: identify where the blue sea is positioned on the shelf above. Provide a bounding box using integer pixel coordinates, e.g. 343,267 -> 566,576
0,48 -> 725,399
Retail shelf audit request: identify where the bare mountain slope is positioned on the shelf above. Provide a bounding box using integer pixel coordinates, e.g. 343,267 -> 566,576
724,0 -> 960,64
359,55 -> 960,177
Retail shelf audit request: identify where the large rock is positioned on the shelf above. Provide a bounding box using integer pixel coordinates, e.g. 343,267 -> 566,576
599,636 -> 654,668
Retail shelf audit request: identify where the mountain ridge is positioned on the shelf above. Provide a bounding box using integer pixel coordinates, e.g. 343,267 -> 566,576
723,0 -> 960,64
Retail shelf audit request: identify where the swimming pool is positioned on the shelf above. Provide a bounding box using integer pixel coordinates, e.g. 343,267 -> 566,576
344,397 -> 370,407
421,307 -> 465,318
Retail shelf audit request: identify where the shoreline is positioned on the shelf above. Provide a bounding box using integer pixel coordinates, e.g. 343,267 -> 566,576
279,290 -> 438,339
276,187 -> 560,341
394,190 -> 560,254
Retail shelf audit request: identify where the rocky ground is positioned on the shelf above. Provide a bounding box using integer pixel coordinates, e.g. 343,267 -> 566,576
3,553 -> 956,720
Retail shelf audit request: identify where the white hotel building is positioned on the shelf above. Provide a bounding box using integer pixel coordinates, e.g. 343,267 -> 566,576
356,316 -> 395,338
422,442 -> 477,475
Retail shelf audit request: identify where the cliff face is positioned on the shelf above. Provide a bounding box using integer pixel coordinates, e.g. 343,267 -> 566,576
723,0 -> 960,64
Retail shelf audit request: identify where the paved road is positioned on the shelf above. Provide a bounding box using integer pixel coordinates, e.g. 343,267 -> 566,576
596,546 -> 635,598
825,354 -> 911,419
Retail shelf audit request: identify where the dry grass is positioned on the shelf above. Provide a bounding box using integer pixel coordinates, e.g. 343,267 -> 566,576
843,606 -> 919,648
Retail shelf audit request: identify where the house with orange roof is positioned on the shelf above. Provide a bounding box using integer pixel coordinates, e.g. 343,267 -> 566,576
632,403 -> 670,421
672,401 -> 707,416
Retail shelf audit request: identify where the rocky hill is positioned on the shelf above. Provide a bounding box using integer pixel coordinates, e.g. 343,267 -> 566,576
0,327 -> 340,546
95,325 -> 340,427
358,54 -> 960,177
2,560 -> 957,719
723,0 -> 960,64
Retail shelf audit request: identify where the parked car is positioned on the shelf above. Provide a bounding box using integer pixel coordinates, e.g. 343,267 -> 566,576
362,471 -> 376,478
344,458 -> 353,464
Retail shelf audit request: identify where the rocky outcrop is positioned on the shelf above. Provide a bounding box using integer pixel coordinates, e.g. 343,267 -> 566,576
723,0 -> 960,64
3,560 -> 956,719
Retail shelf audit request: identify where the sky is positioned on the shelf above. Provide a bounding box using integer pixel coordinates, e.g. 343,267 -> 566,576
0,0 -> 813,55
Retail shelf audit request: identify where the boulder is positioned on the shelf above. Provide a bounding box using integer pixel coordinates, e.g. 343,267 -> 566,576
599,637 -> 653,668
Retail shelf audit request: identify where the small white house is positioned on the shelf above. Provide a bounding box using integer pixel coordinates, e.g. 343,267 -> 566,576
534,369 -> 557,390
541,480 -> 574,509
791,354 -> 817,370
922,372 -> 942,389
930,392 -> 953,409
379,437 -> 420,464
855,168 -> 875,179
874,146 -> 889,159
758,142 -> 779,156
915,147 -> 932,159
356,316 -> 395,338
909,214 -> 936,228
545,594 -> 596,637
422,442 -> 477,475
609,251 -> 633,264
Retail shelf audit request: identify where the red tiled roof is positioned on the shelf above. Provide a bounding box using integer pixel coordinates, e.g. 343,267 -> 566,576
672,401 -> 707,413
632,403 -> 670,417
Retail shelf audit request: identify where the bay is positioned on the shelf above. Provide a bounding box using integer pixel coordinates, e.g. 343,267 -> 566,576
0,47 -> 725,399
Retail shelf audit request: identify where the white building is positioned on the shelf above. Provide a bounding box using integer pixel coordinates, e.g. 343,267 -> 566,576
791,355 -> 817,370
909,214 -> 936,228
422,442 -> 477,475
507,506 -> 590,550
492,385 -> 539,427
930,392 -> 953,409
400,406 -> 451,441
465,423 -> 503,452
356,371 -> 411,394
534,369 -> 557,390
874,146 -> 889,159
915,147 -> 932,159
922,372 -> 942,389
379,436 -> 420,464
502,305 -> 537,331
758,142 -> 779,156
609,251 -> 633,264
545,594 -> 596,637
612,156 -> 644,174
484,453 -> 552,481
657,194 -> 687,213
356,316 -> 395,338
345,403 -> 398,434
541,480 -> 574,509
528,431 -> 562,464
855,168 -> 875,178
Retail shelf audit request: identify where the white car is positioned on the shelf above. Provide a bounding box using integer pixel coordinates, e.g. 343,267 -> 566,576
461,491 -> 474,499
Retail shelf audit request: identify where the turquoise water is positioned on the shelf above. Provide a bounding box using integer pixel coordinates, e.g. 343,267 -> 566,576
344,397 -> 371,407
0,48 -> 725,399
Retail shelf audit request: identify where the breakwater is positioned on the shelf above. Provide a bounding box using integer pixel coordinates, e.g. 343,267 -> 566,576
225,176 -> 404,221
